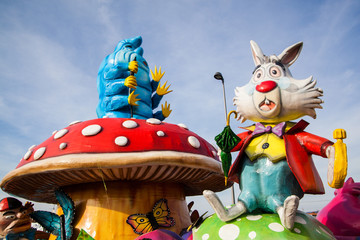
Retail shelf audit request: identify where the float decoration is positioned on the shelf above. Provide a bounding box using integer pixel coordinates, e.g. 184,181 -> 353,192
1,118 -> 225,240
0,197 -> 49,240
0,118 -> 227,238
179,201 -> 208,238
329,129 -> 348,188
30,189 -> 75,240
1,36 -> 230,239
76,229 -> 95,240
0,35 -> 349,239
96,36 -> 172,120
126,198 -> 175,235
1,118 -> 225,202
204,40 -> 348,235
192,210 -> 335,239
186,211 -> 207,233
317,177 -> 360,239
214,110 -> 241,185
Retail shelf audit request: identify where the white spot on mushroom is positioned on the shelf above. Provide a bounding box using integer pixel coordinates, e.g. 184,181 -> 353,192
59,143 -> 67,150
34,147 -> 46,160
212,150 -> 217,157
122,120 -> 138,129
156,131 -> 165,137
246,215 -> 262,221
294,216 -> 306,225
188,136 -> 200,149
218,224 -> 240,240
23,151 -> 32,160
268,222 -> 284,232
115,136 -> 128,146
69,120 -> 82,126
52,130 -> 57,135
294,228 -> 301,233
54,129 -> 69,139
202,233 -> 209,240
28,145 -> 36,151
249,231 -> 256,239
82,124 -> 102,136
178,123 -> 188,130
146,118 -> 162,125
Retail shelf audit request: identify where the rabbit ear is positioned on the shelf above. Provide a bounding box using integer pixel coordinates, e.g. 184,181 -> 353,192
278,42 -> 303,67
250,40 -> 265,66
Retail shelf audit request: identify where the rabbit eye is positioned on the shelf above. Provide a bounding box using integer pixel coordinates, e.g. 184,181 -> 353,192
253,69 -> 264,82
269,66 -> 282,78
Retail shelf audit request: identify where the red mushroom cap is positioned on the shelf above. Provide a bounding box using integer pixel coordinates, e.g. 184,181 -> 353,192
1,118 -> 229,203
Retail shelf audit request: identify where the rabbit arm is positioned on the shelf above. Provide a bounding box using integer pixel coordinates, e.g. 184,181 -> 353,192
295,131 -> 333,157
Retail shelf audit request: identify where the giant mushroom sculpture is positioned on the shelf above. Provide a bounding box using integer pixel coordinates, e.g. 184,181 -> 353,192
1,117 -> 228,239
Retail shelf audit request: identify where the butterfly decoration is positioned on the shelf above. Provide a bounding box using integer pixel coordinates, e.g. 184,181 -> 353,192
30,189 -> 75,240
126,198 -> 175,235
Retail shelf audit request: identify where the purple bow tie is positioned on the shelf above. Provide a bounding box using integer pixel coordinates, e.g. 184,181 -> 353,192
252,122 -> 286,138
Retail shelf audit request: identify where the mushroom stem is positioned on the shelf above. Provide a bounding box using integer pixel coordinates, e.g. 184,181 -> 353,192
59,181 -> 191,240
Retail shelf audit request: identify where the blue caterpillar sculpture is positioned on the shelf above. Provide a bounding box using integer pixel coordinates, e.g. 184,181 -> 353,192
96,36 -> 172,120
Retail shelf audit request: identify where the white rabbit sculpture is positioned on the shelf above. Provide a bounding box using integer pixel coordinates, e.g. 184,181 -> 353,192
204,40 -> 347,230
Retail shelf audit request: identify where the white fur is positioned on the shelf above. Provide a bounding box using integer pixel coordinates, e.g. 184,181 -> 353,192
233,41 -> 323,123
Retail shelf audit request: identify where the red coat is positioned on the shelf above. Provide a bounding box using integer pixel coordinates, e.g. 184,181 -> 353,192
228,120 -> 333,194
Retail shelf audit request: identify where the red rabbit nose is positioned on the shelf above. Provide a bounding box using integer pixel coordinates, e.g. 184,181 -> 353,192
256,81 -> 277,93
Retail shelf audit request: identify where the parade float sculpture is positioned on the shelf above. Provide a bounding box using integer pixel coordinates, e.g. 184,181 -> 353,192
0,37 -> 229,240
0,36 -> 352,240
29,189 -> 75,240
96,36 -> 172,120
202,40 -> 348,238
317,177 -> 360,239
0,197 -> 49,240
126,198 -> 175,235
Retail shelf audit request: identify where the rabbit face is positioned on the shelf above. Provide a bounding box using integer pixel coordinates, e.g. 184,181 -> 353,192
233,41 -> 323,123
251,62 -> 285,120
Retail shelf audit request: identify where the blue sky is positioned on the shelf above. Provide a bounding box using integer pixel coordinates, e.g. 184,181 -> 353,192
0,0 -> 359,214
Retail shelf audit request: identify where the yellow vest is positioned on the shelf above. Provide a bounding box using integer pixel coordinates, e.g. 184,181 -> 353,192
244,122 -> 295,163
